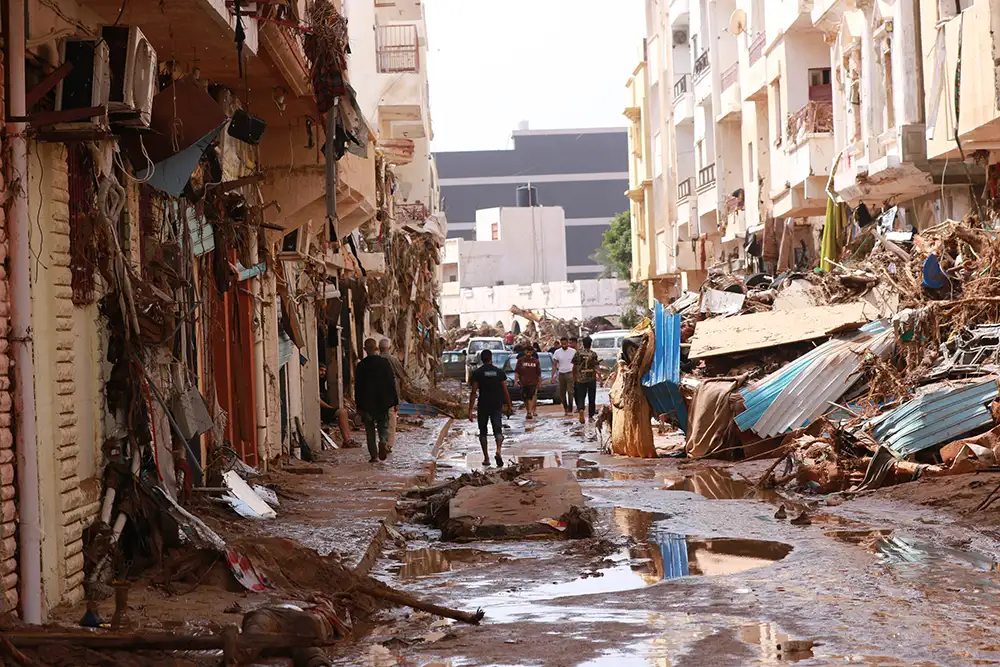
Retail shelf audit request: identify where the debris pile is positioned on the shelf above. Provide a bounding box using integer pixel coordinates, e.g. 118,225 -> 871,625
613,213 -> 1000,498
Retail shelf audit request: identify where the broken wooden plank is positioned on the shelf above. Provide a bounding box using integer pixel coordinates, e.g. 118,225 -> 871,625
26,62 -> 73,108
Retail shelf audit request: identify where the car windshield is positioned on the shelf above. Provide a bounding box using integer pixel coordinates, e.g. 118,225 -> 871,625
591,337 -> 618,349
492,351 -> 511,368
469,340 -> 504,354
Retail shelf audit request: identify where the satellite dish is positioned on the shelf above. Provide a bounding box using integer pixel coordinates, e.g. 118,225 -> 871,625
729,9 -> 747,35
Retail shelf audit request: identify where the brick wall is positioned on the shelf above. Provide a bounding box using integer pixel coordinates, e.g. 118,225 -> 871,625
0,51 -> 16,613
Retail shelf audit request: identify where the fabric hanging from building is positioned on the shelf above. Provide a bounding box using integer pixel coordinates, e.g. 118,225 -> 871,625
820,198 -> 847,272
278,331 -> 295,369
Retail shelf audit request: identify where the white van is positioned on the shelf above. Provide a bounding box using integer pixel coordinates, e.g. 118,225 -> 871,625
464,337 -> 506,382
589,329 -> 630,368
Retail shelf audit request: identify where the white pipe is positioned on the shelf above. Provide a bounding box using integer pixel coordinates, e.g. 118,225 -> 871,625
8,0 -> 43,625
100,488 -> 116,525
250,231 -> 267,471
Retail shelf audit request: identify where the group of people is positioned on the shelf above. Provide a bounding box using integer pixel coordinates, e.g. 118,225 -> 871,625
465,334 -> 601,469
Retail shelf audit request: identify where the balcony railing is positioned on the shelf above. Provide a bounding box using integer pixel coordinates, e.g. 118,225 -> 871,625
677,178 -> 692,200
721,63 -> 739,90
376,24 -> 420,73
673,74 -> 689,98
748,32 -> 766,65
697,163 -> 716,189
786,100 -> 833,140
694,50 -> 710,79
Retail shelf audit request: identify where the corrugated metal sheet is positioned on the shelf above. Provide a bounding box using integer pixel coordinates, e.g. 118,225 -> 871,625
184,205 -> 215,257
642,302 -> 688,429
752,330 -> 894,437
868,379 -> 1000,457
735,321 -> 890,434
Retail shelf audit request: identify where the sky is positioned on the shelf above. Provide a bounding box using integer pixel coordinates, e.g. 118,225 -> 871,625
424,0 -> 646,153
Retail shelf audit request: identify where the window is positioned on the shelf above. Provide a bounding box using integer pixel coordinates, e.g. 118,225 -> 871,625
747,142 -> 754,185
809,68 -> 832,86
448,275 -> 457,282
653,133 -> 663,177
491,222 -> 498,240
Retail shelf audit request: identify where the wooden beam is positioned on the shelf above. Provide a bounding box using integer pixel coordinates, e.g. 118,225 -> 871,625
11,105 -> 106,126
25,61 -> 72,109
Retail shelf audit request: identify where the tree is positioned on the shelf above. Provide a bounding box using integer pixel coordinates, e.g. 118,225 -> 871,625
593,211 -> 632,279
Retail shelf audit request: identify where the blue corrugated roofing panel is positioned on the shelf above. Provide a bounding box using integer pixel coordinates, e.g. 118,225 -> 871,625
642,303 -> 688,430
870,379 -> 1000,457
735,320 -> 890,433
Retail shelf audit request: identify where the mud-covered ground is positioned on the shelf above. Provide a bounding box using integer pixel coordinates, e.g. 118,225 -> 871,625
330,401 -> 1000,667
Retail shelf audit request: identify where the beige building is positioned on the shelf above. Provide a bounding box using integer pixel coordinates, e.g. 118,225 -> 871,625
628,0 -> 995,303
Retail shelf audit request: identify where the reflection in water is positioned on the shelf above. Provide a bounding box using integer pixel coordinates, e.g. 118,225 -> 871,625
740,622 -> 814,664
662,467 -> 780,501
614,508 -> 793,583
513,453 -> 561,470
394,548 -> 505,579
874,535 -> 997,571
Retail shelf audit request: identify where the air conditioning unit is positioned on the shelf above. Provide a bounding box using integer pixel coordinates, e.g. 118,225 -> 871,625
55,37 -> 111,125
278,222 -> 312,260
673,30 -> 689,46
102,25 -> 157,127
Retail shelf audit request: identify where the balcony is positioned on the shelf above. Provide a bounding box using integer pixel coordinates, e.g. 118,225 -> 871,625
719,62 -> 742,121
786,101 -> 833,144
748,33 -> 766,66
396,202 -> 429,225
376,24 -> 420,73
694,50 -> 711,81
677,178 -> 692,200
674,74 -> 689,97
673,75 -> 694,125
721,63 -> 739,90
697,163 -> 716,190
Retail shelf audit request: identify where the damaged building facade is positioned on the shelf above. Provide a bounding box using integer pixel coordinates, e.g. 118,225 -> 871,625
0,0 -> 442,622
627,0 -> 997,301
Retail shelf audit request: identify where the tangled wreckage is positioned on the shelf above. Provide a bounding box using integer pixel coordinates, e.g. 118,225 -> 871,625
611,215 -> 1000,506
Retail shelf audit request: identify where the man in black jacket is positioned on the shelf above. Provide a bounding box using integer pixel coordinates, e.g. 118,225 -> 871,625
355,338 -> 399,463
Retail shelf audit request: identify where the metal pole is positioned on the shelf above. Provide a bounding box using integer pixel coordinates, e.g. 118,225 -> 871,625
8,0 -> 43,624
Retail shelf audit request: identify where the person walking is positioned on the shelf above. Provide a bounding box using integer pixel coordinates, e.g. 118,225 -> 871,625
552,336 -> 577,416
379,338 -> 406,452
573,335 -> 600,424
514,346 -> 542,419
468,349 -> 513,467
355,338 -> 399,463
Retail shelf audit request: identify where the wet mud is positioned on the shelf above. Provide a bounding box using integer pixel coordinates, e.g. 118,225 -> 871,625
336,409 -> 1000,666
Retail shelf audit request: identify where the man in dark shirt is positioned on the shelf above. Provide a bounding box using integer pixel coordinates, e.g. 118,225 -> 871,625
573,335 -> 600,424
355,338 -> 399,463
514,346 -> 542,420
468,349 -> 513,467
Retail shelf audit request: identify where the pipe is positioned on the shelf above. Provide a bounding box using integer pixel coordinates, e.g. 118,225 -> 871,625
8,0 -> 43,624
250,231 -> 267,470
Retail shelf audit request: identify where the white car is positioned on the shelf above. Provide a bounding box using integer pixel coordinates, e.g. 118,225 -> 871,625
464,337 -> 507,382
589,329 -> 630,369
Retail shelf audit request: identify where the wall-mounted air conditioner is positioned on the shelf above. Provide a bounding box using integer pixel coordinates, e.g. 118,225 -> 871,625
102,25 -> 157,127
278,222 -> 312,260
55,37 -> 111,125
673,30 -> 688,46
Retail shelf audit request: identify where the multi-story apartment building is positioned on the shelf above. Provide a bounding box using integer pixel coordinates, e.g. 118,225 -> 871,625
435,126 -> 630,281
629,0 -> 992,302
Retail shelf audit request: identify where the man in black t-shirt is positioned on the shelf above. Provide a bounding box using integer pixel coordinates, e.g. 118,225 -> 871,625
468,349 -> 514,467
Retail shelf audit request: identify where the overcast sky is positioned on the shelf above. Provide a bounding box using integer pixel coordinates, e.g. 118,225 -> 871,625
424,0 -> 645,153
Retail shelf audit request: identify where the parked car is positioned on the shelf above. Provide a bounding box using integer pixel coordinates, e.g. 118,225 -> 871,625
440,350 -> 466,380
590,329 -> 629,369
502,352 -> 557,403
464,337 -> 506,382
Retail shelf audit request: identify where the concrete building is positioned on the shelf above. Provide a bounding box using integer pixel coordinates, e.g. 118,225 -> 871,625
435,126 -> 630,281
440,205 -> 628,328
628,0 -> 993,303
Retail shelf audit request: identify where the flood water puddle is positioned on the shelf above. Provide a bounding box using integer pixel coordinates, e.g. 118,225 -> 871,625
389,547 -> 514,579
662,467 -> 780,501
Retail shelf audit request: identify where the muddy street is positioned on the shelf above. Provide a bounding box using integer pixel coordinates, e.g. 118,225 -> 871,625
331,407 -> 1000,667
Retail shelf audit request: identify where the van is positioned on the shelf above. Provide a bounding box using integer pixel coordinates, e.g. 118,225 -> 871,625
589,329 -> 629,369
464,337 -> 506,382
